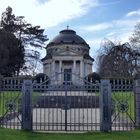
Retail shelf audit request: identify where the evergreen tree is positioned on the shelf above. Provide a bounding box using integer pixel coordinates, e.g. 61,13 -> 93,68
0,29 -> 24,76
0,6 -> 48,75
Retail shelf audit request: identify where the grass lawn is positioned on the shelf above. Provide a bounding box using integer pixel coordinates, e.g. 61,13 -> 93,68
0,128 -> 140,140
96,91 -> 135,120
112,91 -> 134,120
0,91 -> 21,115
0,91 -> 39,115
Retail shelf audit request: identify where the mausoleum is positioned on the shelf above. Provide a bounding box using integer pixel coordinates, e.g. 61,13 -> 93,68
42,28 -> 94,84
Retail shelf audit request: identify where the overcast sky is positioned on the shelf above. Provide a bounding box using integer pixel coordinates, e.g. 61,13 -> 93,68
0,0 -> 140,70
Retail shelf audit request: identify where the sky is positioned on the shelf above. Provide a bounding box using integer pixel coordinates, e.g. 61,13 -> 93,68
0,0 -> 140,71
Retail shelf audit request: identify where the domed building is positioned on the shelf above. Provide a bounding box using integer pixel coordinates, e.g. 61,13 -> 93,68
42,28 -> 94,84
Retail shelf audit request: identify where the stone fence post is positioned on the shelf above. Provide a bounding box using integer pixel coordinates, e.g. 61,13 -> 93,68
0,76 -> 2,102
21,80 -> 32,130
134,74 -> 140,128
0,75 -> 2,91
100,80 -> 111,132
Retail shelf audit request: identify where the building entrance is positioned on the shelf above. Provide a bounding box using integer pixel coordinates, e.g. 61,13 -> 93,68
64,69 -> 72,83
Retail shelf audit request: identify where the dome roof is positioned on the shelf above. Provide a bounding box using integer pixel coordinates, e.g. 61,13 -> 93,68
48,29 -> 88,46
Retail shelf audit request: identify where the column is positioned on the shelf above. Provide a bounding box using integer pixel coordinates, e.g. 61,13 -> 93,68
59,60 -> 62,82
52,60 -> 55,76
73,60 -> 76,83
73,60 -> 76,73
49,62 -> 51,77
80,60 -> 84,78
51,60 -> 55,83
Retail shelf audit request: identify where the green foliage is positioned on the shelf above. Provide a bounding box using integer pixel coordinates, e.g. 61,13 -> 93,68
86,72 -> 101,83
0,29 -> 24,76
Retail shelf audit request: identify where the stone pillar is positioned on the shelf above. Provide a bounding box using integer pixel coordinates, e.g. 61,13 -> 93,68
59,60 -> 62,82
72,60 -> 76,83
0,75 -> 2,93
100,80 -> 111,132
52,60 -> 55,76
134,74 -> 140,128
49,62 -> 51,77
22,80 -> 32,130
80,60 -> 83,78
73,60 -> 76,73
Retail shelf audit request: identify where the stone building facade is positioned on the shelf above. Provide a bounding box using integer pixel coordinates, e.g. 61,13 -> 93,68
42,29 -> 94,84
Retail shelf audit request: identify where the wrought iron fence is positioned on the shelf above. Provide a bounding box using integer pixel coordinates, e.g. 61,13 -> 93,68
0,75 -> 138,132
0,91 -> 22,129
110,79 -> 135,131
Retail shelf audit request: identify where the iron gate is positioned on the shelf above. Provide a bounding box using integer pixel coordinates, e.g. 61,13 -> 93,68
32,73 -> 100,131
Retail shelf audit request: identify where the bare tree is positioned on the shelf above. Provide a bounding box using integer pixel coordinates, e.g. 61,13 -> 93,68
130,22 -> 140,49
97,39 -> 140,78
21,50 -> 42,76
